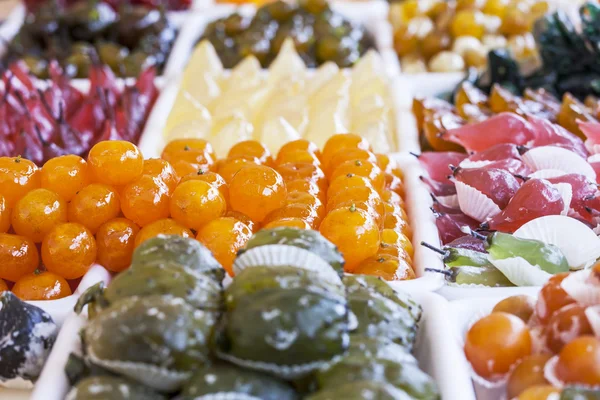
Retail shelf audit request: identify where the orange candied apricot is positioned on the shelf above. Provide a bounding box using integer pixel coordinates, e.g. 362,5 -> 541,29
325,149 -> 378,177
121,175 -> 170,227
352,253 -> 415,281
263,204 -> 321,229
380,228 -> 414,259
170,180 -> 226,231
276,162 -> 327,193
506,354 -> 552,399
196,217 -> 252,276
320,205 -> 380,272
134,218 -> 193,248
546,304 -> 593,354
180,170 -> 229,206
277,139 -> 322,163
321,133 -> 370,172
225,211 -> 259,233
285,179 -> 326,203
382,189 -> 405,206
42,223 -> 97,280
142,158 -> 179,193
12,271 -> 72,300
41,155 -> 90,201
96,218 -> 140,273
68,184 -> 121,234
0,233 -> 39,282
286,191 -> 325,219
516,385 -> 560,400
227,140 -> 273,165
0,194 -> 10,233
217,158 -> 255,183
0,156 -> 41,208
492,295 -> 536,323
330,160 -> 385,194
0,278 -> 7,291
12,189 -> 67,243
229,165 -> 287,223
555,335 -> 600,386
161,139 -> 216,177
87,141 -> 144,186
162,138 -> 216,161
263,218 -> 311,230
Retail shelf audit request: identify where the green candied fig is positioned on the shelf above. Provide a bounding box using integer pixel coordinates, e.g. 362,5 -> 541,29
84,295 -> 218,373
62,1 -> 117,42
105,261 -> 223,310
96,42 -> 129,74
240,228 -> 345,275
561,387 -> 600,400
225,265 -> 344,309
131,235 -> 224,282
348,336 -> 418,366
216,288 -> 349,370
316,356 -> 439,400
343,275 -> 421,323
179,363 -> 298,400
306,380 -> 413,400
430,265 -> 515,287
486,232 -> 569,274
421,242 -> 491,268
66,376 -> 166,400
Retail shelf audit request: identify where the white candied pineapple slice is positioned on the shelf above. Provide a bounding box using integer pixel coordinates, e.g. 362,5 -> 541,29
184,40 -> 223,82
209,113 -> 254,158
305,96 -> 350,149
221,55 -> 264,93
268,38 -> 306,85
256,117 -> 302,154
165,108 -> 213,141
210,84 -> 271,121
306,62 -> 338,96
351,106 -> 395,153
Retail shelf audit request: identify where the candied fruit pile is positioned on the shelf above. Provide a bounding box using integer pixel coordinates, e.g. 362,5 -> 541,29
390,0 -> 548,73
464,267 -> 600,398
0,134 -> 414,301
163,39 -> 397,155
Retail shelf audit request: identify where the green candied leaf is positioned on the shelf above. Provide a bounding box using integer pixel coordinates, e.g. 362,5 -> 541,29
560,387 -> 600,400
347,335 -> 418,366
307,380 -> 413,400
216,288 -> 349,368
131,235 -> 224,282
241,228 -> 345,275
64,353 -> 116,387
105,261 -> 223,311
84,295 -> 218,373
343,275 -> 421,323
179,363 -> 299,400
66,376 -> 166,400
316,355 -> 439,400
225,265 -> 344,310
74,282 -> 107,315
581,2 -> 600,53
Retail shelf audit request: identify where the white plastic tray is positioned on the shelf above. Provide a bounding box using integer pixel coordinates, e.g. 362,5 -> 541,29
30,290 -> 473,400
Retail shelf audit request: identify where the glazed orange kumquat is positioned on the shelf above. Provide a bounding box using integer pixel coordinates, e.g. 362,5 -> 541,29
0,134 -> 414,300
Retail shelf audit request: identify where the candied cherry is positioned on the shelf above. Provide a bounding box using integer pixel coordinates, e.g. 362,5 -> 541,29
492,295 -> 536,323
161,139 -> 216,176
320,205 -> 380,272
0,195 -> 10,233
517,385 -> 560,400
276,162 -> 327,192
0,278 -> 7,291
535,272 -> 575,323
180,170 -> 229,206
88,141 -> 144,186
506,354 -> 552,399
96,218 -> 139,272
135,218 -> 193,247
228,140 -> 273,165
42,223 -> 97,280
0,156 -> 41,208
321,134 -> 370,172
263,204 -> 320,229
380,228 -> 414,259
196,217 -> 252,276
41,155 -> 90,201
217,158 -> 255,183
287,191 -> 325,219
277,139 -> 322,164
12,271 -> 72,300
330,160 -> 385,195
326,149 -> 378,177
464,312 -> 532,380
352,253 -> 415,281
68,184 -> 121,234
556,336 -> 600,386
12,188 -> 67,243
170,180 -> 226,231
229,165 -> 287,223
121,175 -> 170,227
264,218 -> 311,230
142,158 -> 179,193
546,303 -> 593,354
0,233 -> 39,282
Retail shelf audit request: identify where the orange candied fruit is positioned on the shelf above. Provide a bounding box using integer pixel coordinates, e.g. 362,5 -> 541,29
225,211 -> 258,233
229,165 -> 287,223
0,194 -> 10,233
196,217 -> 252,276
330,160 -> 385,195
41,155 -> 90,201
228,140 -> 273,165
327,185 -> 385,220
217,158 -> 255,183
386,173 -> 405,197
0,278 -> 7,291
142,158 -> 179,193
263,203 -> 321,229
0,233 -> 39,282
170,180 -> 226,231
286,179 -> 325,202
96,218 -> 140,272
0,156 -> 41,208
380,228 -> 414,259
42,223 -> 97,280
555,335 -> 600,386
12,271 -> 72,300
287,191 -> 325,219
275,149 -> 321,166
135,218 -> 193,248
352,253 -> 415,281
68,184 -> 121,234
180,170 -> 229,205
320,205 -> 380,272
121,175 -> 170,227
327,174 -> 376,199
12,188 -> 68,243
87,141 -> 144,186
321,133 -> 370,172
161,139 -> 216,177
277,139 -> 322,164
384,209 -> 412,237
276,162 -> 327,192
325,148 -> 378,177
263,218 -> 311,230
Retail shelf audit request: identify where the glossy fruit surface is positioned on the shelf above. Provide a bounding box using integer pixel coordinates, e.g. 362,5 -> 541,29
0,233 -> 39,282
68,184 -> 121,234
134,218 -> 193,247
506,354 -> 552,399
330,160 -> 385,195
0,156 -> 41,207
535,273 -> 575,323
516,385 -> 560,400
96,218 -> 139,273
228,140 -> 273,165
42,222 -> 96,279
352,253 -> 415,280
196,217 -> 252,276
263,218 -> 311,229
88,141 -> 144,186
12,271 -> 72,300
161,139 -> 216,177
12,188 -> 68,243
229,165 -> 287,222
180,171 -> 229,205
41,155 -> 90,201
321,134 -> 370,172
0,195 -> 8,233
142,158 -> 179,193
170,180 -> 226,230
556,336 -> 600,386
492,295 -> 536,323
545,303 -> 593,354
217,158 -> 255,183
121,175 -> 170,227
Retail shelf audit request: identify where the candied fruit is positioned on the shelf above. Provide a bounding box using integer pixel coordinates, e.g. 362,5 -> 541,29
0,195 -> 10,233
96,218 -> 140,273
352,253 -> 415,281
11,188 -> 68,243
506,354 -> 551,399
180,170 -> 229,205
88,141 -> 144,186
68,184 -> 121,234
0,156 -> 41,208
0,233 -> 39,282
12,271 -> 72,301
42,223 -> 97,280
142,158 -> 180,193
228,140 -> 273,165
134,218 -> 194,247
121,175 -> 171,227
41,155 -> 90,201
555,336 -> 600,386
196,217 -> 252,276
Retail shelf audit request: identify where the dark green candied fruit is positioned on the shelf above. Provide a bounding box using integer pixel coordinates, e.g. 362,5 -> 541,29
66,376 -> 166,400
306,380 -> 414,400
561,387 -> 600,400
62,1 -> 117,41
347,336 -> 418,366
179,363 -> 299,400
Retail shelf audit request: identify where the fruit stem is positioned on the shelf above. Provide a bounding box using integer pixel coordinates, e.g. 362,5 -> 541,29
425,268 -> 452,277
420,241 -> 448,257
513,174 -> 529,181
429,206 -> 443,218
409,152 -> 420,158
461,226 -> 487,240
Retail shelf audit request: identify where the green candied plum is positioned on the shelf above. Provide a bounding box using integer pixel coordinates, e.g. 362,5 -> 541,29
22,55 -> 49,79
62,1 -> 117,42
264,0 -> 297,22
223,14 -> 252,36
215,288 -> 349,370
241,228 -> 345,275
316,35 -> 342,62
179,363 -> 298,400
445,265 -> 515,287
121,51 -> 156,77
117,7 -> 163,48
316,356 -> 439,400
64,52 -> 92,79
298,0 -> 330,15
307,380 -> 413,400
66,376 -> 166,400
96,42 -> 129,74
131,235 -> 225,282
347,335 -> 418,366
225,265 -> 344,310
560,387 -> 600,400
105,261 -> 223,310
84,295 -> 218,373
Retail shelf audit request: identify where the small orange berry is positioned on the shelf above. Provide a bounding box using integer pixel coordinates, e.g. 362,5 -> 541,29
142,158 -> 179,193
96,218 -> 139,272
0,233 -> 39,282
134,218 -> 193,247
11,189 -> 67,243
330,160 -> 385,194
384,211 -> 413,238
225,211 -> 258,233
180,170 -> 229,205
0,156 -> 41,207
196,217 -> 252,276
277,139 -> 322,163
217,158 -> 255,183
380,228 -> 414,259
327,174 -> 376,200
386,173 -> 405,197
12,271 -> 72,300
276,162 -> 327,192
263,204 -> 321,228
327,185 -> 385,219
121,175 -> 170,227
228,140 -> 273,165
88,141 -> 144,186
326,149 -> 378,177
161,139 -> 216,176
285,179 -> 326,203
275,150 -> 321,166
42,223 -> 96,279
287,191 -> 325,219
68,184 -> 121,234
41,155 -> 90,201
321,133 -> 370,172
170,180 -> 226,231
353,254 -> 415,281
263,218 -> 311,230
0,194 -> 10,233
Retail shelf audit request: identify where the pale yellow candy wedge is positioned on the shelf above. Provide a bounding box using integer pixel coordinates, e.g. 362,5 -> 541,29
256,117 -> 302,154
222,55 -> 264,93
305,96 -> 350,148
211,84 -> 271,121
165,108 -> 212,141
179,73 -> 222,106
209,113 -> 254,157
184,40 -> 223,82
254,77 -> 308,135
305,62 -> 339,96
350,75 -> 389,110
268,38 -> 306,85
351,106 -> 395,153
309,71 -> 350,106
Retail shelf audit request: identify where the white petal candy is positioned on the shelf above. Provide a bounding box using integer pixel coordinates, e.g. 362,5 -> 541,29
522,146 -> 597,181
455,181 -> 501,222
488,256 -> 553,286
